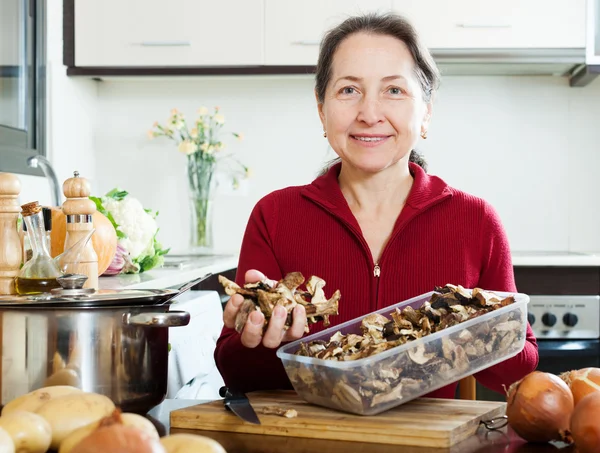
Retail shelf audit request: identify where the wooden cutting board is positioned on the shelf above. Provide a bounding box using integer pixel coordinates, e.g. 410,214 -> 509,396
170,391 -> 506,448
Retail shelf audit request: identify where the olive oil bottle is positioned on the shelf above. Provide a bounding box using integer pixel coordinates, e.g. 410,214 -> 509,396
15,201 -> 62,295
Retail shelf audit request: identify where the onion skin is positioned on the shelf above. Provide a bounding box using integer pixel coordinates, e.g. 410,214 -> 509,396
70,424 -> 165,453
570,392 -> 600,453
560,367 -> 600,407
506,371 -> 574,443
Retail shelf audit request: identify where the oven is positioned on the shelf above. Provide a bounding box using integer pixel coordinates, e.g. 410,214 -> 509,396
476,294 -> 600,402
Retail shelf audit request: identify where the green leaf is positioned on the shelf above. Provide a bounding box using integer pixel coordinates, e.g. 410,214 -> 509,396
105,188 -> 128,201
90,196 -> 127,239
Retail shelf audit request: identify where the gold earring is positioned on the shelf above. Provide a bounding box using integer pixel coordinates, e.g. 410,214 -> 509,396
323,131 -> 327,138
421,130 -> 427,139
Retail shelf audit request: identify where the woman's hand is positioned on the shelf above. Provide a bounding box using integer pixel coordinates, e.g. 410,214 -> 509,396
223,269 -> 307,349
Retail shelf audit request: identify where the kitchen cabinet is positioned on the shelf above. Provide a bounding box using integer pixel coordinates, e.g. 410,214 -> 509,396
74,0 -> 264,67
392,0 -> 586,49
264,0 -> 392,65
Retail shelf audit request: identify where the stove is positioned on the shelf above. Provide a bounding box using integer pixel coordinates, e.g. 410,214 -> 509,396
528,295 -> 600,340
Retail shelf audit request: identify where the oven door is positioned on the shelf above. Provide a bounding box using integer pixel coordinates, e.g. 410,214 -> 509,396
536,339 -> 600,373
476,339 -> 600,402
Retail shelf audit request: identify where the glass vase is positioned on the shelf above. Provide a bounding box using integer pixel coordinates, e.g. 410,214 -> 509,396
187,153 -> 216,253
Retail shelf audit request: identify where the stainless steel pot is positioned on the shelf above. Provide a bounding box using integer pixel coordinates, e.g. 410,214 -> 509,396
0,274 -> 209,414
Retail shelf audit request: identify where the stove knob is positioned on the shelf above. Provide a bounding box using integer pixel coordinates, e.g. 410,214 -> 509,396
563,313 -> 579,327
527,313 -> 535,325
542,313 -> 557,327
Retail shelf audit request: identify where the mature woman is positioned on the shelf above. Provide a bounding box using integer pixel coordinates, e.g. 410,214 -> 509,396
214,13 -> 538,398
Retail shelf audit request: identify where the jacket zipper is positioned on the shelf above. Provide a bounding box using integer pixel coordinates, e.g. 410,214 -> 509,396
303,185 -> 452,309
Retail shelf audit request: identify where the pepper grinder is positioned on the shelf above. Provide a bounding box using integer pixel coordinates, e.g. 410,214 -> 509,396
62,171 -> 98,289
0,173 -> 22,295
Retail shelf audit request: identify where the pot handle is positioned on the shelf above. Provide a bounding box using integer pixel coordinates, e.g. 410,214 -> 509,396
123,311 -> 191,327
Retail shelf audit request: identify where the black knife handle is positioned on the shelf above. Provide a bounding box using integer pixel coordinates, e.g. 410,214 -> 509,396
219,386 -> 232,399
219,386 -> 247,400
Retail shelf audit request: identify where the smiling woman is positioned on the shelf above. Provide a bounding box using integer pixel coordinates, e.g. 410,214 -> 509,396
214,12 -> 539,403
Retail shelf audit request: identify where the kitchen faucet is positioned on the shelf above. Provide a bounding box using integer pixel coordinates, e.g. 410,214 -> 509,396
27,155 -> 62,207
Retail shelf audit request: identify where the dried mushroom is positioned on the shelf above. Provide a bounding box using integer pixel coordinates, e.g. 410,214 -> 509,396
288,284 -> 524,414
218,273 -> 341,333
261,406 -> 298,418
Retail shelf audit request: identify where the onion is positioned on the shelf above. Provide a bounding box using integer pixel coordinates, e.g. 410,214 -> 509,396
506,371 -> 574,443
102,244 -> 127,276
570,392 -> 600,453
70,424 -> 165,453
560,367 -> 600,406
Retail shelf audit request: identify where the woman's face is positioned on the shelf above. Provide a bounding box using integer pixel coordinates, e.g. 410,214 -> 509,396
318,32 -> 432,174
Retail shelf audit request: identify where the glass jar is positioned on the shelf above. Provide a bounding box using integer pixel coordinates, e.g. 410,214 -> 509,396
22,206 -> 52,264
15,202 -> 62,294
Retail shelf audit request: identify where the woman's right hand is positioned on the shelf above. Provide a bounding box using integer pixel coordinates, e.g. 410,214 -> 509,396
223,269 -> 307,349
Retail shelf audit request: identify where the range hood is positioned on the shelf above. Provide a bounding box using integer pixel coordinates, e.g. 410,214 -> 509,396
431,48 -> 586,79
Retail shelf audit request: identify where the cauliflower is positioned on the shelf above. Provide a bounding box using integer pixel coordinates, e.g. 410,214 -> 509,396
103,197 -> 158,259
90,189 -> 170,274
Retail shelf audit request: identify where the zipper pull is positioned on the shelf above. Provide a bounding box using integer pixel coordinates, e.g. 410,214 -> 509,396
373,264 -> 381,277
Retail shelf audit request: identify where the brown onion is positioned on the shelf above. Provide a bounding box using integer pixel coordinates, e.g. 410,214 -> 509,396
506,371 -> 574,443
70,424 -> 165,453
560,367 -> 600,406
570,391 -> 600,453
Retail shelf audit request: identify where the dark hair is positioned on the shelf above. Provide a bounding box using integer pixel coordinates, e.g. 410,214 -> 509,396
316,12 -> 440,175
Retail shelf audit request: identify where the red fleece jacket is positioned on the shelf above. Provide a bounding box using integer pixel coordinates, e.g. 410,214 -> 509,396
215,162 -> 539,398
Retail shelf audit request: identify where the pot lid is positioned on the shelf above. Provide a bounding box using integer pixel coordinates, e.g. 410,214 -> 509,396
0,273 -> 211,308
0,288 -> 180,308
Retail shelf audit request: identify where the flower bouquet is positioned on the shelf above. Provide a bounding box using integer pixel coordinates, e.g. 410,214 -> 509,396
148,106 -> 248,251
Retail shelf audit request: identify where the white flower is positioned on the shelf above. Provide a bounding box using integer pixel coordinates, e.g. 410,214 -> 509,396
214,114 -> 225,124
200,142 -> 210,152
190,128 -> 198,139
197,107 -> 208,116
103,197 -> 159,260
178,140 -> 196,155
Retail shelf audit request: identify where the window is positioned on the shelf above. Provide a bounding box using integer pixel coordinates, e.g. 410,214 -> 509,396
0,0 -> 46,176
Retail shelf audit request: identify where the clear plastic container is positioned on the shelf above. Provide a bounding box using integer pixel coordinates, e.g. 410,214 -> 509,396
276,289 -> 529,416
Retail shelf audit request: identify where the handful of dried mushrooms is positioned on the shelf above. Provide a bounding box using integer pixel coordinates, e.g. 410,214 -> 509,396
288,284 -> 525,415
218,272 -> 341,333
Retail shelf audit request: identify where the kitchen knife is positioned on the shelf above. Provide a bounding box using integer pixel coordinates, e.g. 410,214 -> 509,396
219,386 -> 261,425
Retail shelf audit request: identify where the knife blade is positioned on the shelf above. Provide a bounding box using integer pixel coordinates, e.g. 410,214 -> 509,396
219,386 -> 261,425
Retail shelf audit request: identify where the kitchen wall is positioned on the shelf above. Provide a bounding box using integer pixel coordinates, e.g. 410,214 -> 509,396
16,0 -> 600,257
92,75 -> 600,255
17,0 -> 97,208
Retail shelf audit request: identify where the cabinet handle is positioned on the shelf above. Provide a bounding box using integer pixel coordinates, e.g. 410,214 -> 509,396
136,41 -> 192,47
290,40 -> 321,46
456,23 -> 512,29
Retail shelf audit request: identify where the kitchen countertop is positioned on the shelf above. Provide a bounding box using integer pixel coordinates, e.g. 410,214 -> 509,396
147,399 -> 573,452
98,253 -> 238,290
95,250 -> 600,292
511,251 -> 600,267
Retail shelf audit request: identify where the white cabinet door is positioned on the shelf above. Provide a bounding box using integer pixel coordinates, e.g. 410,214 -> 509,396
75,0 -> 264,67
264,0 -> 393,65
392,0 -> 586,49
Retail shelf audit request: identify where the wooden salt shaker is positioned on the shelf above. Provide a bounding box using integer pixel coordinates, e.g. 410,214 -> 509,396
0,173 -> 22,295
62,171 -> 98,289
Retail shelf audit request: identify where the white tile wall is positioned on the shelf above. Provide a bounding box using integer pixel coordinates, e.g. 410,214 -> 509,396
91,75 -> 600,255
